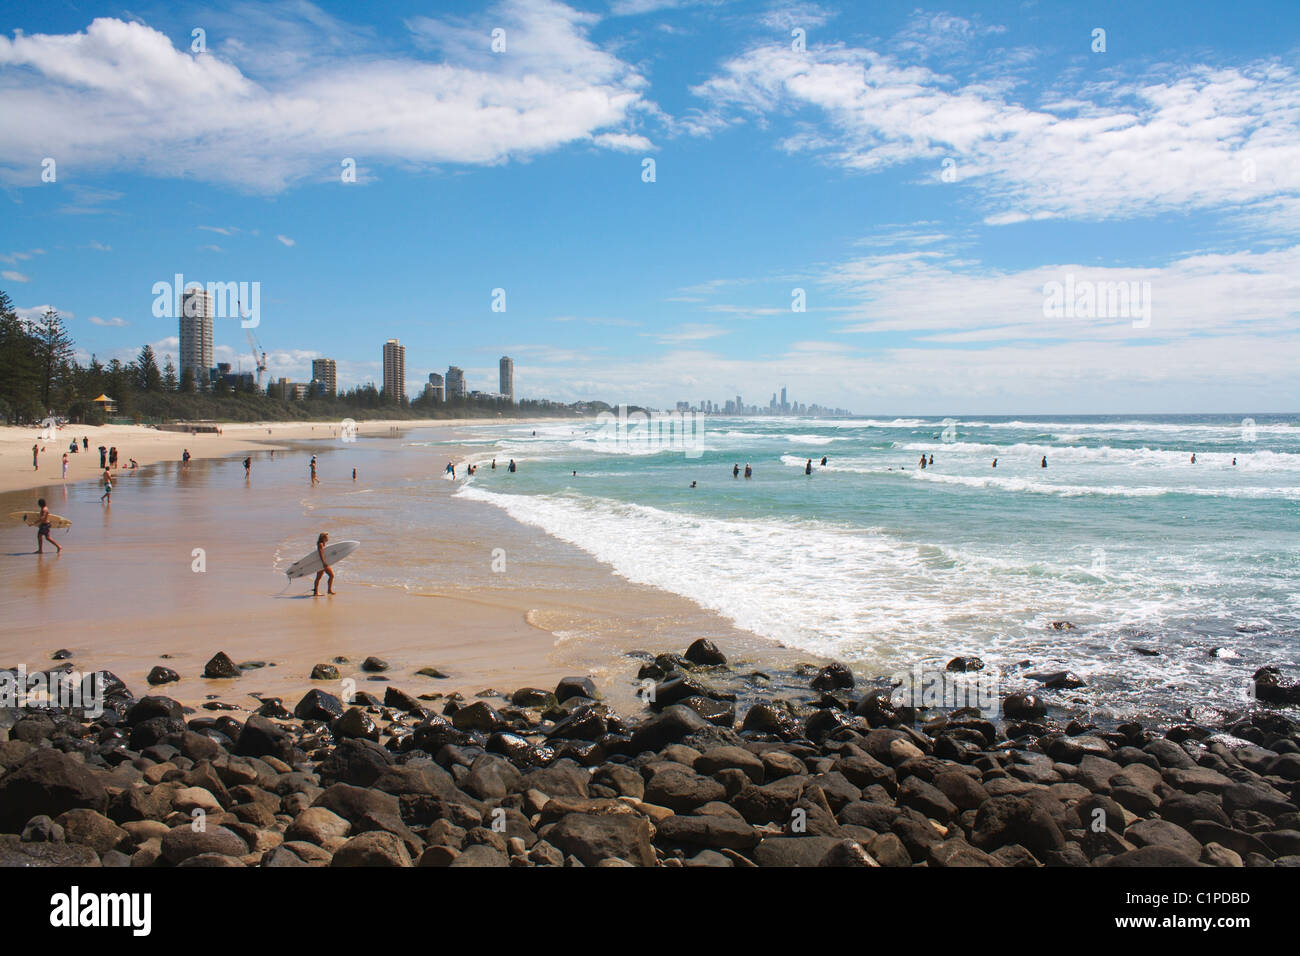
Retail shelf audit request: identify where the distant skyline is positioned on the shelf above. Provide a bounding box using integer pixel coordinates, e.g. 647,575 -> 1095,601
2,1 -> 1299,414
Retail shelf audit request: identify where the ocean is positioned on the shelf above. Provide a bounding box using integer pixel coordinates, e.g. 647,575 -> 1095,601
444,413 -> 1300,724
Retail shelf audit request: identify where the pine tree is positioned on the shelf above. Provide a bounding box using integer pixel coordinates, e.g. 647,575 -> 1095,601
34,308 -> 75,412
162,354 -> 178,391
136,344 -> 163,392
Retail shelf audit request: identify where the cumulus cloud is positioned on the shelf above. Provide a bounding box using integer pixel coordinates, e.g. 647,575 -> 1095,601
276,235 -> 295,247
2,270 -> 30,282
691,41 -> 1300,231
0,1 -> 656,191
88,315 -> 128,326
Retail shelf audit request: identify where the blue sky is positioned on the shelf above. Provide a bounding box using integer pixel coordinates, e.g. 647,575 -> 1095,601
2,0 -> 1298,413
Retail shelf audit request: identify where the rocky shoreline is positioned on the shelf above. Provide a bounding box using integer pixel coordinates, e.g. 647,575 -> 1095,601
2,641 -> 1300,868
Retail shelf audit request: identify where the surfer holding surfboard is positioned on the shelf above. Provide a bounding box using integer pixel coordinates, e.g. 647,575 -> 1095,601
36,498 -> 62,554
312,532 -> 335,595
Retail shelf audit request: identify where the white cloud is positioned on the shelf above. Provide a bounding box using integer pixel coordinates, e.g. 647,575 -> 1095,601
15,305 -> 72,321
2,270 -> 30,282
691,42 -> 1300,231
0,3 -> 656,191
645,322 -> 730,344
88,240 -> 111,252
88,315 -> 128,327
276,235 -> 295,247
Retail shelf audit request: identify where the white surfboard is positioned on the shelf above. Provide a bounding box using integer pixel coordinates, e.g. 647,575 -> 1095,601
285,540 -> 360,579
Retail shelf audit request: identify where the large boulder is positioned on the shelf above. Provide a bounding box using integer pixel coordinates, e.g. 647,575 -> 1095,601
0,749 -> 109,832
546,813 -> 655,867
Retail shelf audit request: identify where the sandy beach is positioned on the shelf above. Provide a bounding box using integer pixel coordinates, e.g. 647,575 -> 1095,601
0,418 -> 795,717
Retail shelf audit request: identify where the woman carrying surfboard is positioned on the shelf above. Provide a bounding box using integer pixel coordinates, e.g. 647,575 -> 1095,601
313,532 -> 335,596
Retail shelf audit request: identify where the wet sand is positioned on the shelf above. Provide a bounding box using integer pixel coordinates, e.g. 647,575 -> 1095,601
0,424 -> 801,716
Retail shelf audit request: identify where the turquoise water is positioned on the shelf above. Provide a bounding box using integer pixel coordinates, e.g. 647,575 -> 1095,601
447,413 -> 1300,722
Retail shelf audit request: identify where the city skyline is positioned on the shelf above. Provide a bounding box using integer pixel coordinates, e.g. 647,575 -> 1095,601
3,2 -> 1299,414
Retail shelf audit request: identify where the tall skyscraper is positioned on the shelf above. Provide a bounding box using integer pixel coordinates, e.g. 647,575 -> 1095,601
446,365 -> 466,399
311,358 -> 337,397
426,371 -> 445,402
179,287 -> 214,381
382,339 -> 406,402
499,356 -> 514,402
780,386 -> 787,412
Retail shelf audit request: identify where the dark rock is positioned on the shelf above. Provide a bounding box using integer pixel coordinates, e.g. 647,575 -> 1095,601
331,831 -> 412,866
294,689 -> 344,722
656,814 -> 759,850
1102,846 -> 1201,867
547,813 -> 655,866
554,676 -> 598,703
233,715 -> 295,763
1002,694 -> 1046,720
946,656 -> 985,672
332,707 -> 380,742
0,834 -> 100,866
0,749 -> 109,831
971,794 -> 1065,859
630,705 -> 712,752
361,656 -> 389,673
684,639 -> 727,667
202,652 -> 241,679
310,664 -> 340,681
146,667 -> 179,686
811,663 -> 854,691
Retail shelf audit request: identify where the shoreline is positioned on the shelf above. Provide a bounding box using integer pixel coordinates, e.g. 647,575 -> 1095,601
0,416 -> 579,497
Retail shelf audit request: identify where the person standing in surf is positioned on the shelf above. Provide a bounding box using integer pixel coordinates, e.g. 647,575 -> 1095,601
244,456 -> 251,479
100,467 -> 112,503
36,498 -> 61,555
805,459 -> 812,475
312,532 -> 335,596
310,455 -> 319,485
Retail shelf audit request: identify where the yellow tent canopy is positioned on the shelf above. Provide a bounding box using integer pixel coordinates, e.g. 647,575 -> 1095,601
92,394 -> 113,403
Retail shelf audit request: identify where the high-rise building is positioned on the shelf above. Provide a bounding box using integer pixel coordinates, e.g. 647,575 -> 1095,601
382,339 -> 406,402
780,386 -> 787,412
426,371 -> 445,402
446,366 -> 466,400
499,356 -> 514,402
311,358 -> 337,397
179,287 -> 214,381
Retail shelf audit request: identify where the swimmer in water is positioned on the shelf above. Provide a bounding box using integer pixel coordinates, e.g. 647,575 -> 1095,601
820,456 -> 827,466
690,480 -> 697,488
744,463 -> 752,479
1041,456 -> 1047,468
733,463 -> 739,478
805,459 -> 812,475
919,455 -> 927,469
992,458 -> 998,468
1190,453 -> 1196,464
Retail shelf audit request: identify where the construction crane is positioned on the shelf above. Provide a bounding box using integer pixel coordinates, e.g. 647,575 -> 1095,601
238,296 -> 268,388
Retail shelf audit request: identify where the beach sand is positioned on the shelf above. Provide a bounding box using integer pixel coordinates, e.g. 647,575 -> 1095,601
0,420 -> 797,718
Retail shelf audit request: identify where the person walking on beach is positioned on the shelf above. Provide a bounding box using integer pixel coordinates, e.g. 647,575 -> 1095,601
733,463 -> 740,478
35,498 -> 61,555
182,448 -> 191,464
243,456 -> 251,479
310,455 -> 319,485
82,437 -> 88,451
61,453 -> 68,480
100,467 -> 113,503
32,443 -> 39,470
312,532 -> 335,596
805,459 -> 813,475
